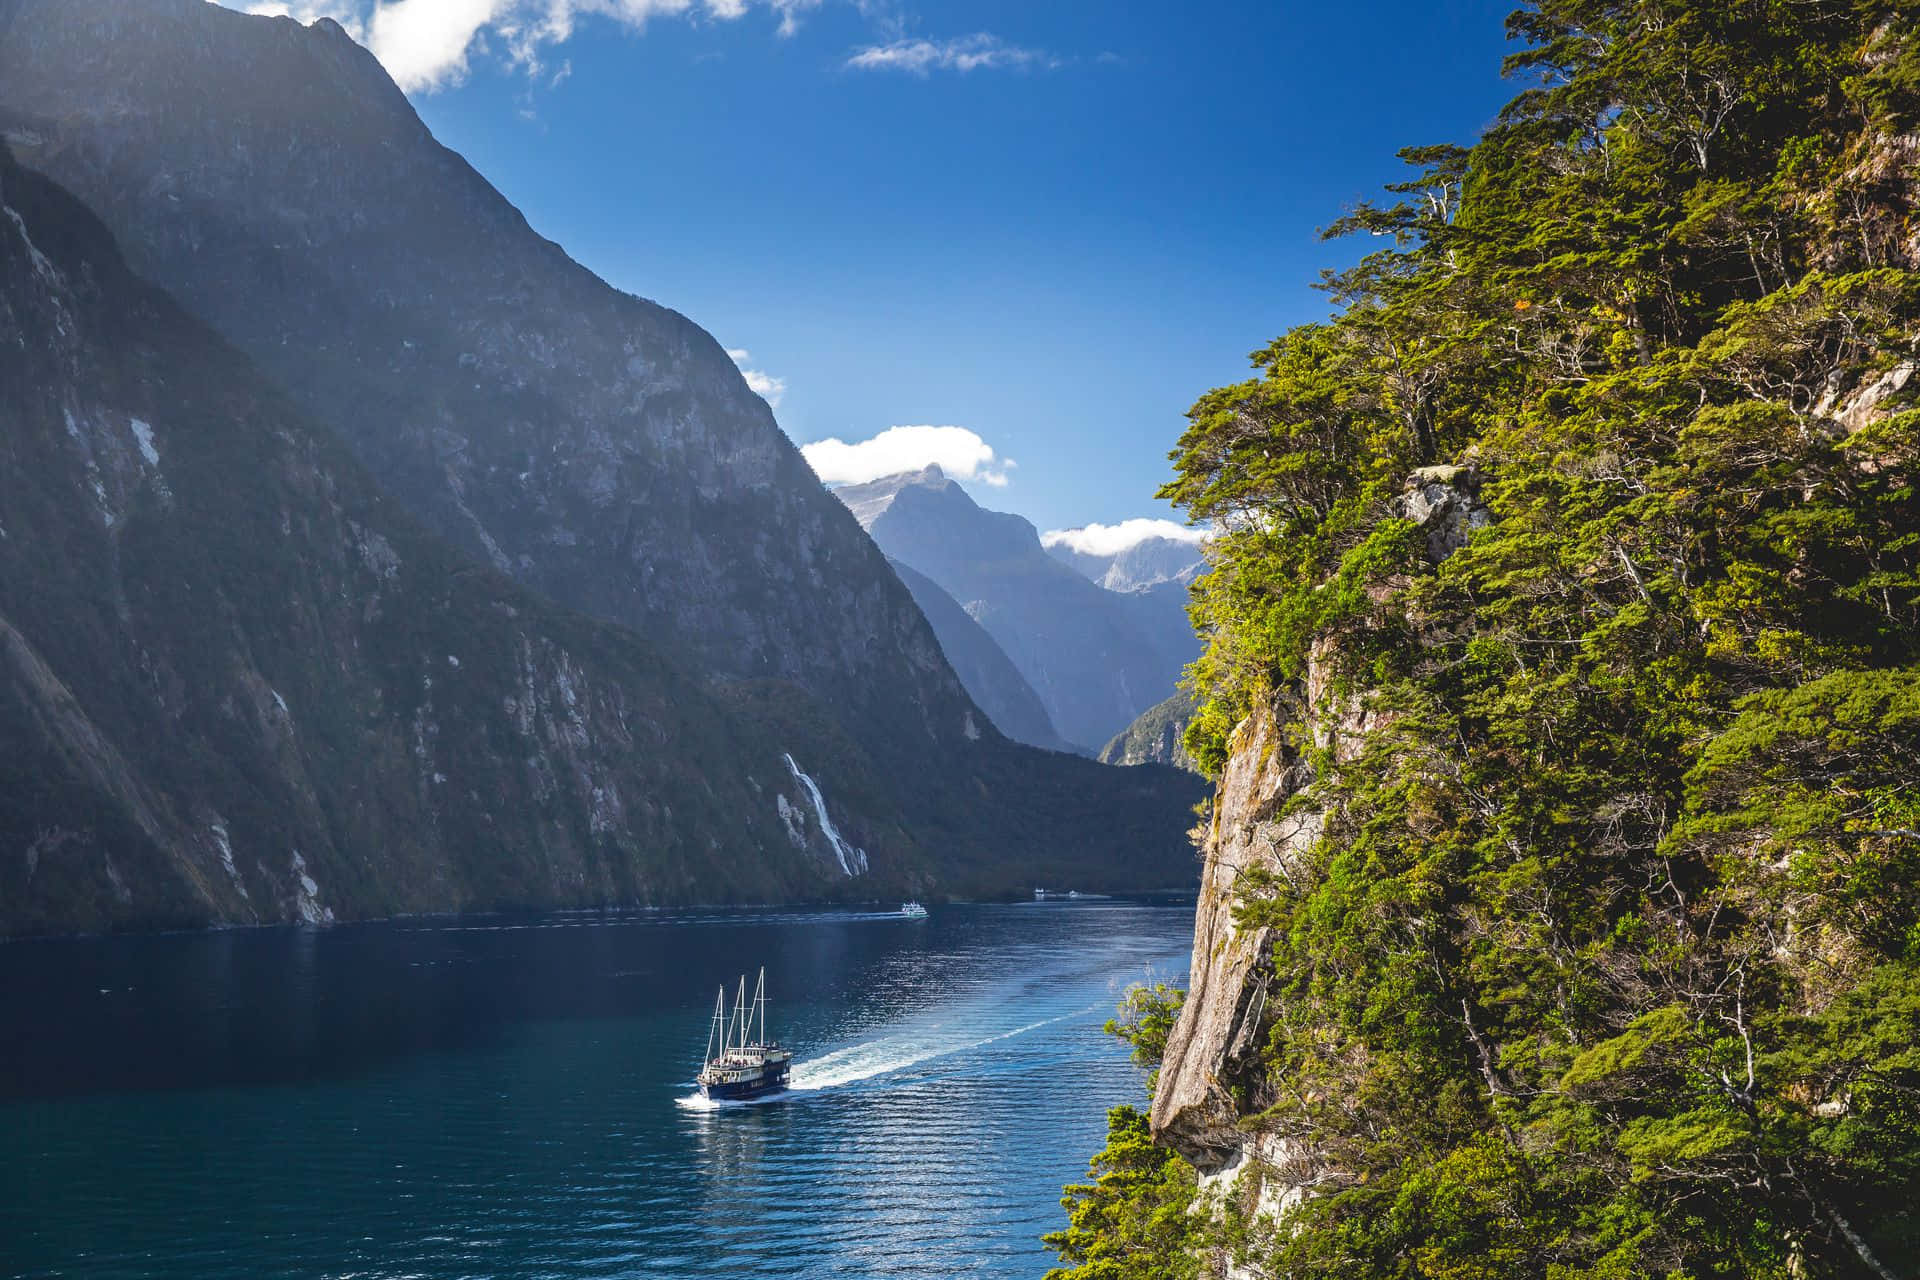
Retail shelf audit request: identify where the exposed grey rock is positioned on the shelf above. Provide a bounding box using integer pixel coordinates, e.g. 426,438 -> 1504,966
1046,535 -> 1205,593
1819,360 -> 1919,434
1151,699 -> 1310,1171
1397,465 -> 1491,563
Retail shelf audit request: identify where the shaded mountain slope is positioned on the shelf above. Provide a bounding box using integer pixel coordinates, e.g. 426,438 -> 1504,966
885,560 -> 1073,753
0,0 -> 1204,913
0,151 -> 1201,936
836,466 -> 1188,749
0,0 -> 956,759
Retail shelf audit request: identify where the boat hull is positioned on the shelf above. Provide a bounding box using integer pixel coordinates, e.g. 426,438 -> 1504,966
699,1063 -> 791,1101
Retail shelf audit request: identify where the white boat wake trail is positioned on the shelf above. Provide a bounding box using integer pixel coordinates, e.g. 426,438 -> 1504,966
790,1003 -> 1100,1091
674,1002 -> 1101,1109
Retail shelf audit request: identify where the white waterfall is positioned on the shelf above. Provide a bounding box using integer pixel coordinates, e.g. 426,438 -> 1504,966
782,753 -> 869,877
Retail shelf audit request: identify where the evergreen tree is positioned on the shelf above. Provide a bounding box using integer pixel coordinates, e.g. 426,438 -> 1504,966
1055,3 -> 1920,1275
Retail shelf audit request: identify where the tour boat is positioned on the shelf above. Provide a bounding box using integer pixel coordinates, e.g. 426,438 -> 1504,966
900,901 -> 928,918
696,968 -> 792,1101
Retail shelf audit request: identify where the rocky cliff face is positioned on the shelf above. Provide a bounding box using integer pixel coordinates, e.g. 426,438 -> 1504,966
1150,469 -> 1487,1256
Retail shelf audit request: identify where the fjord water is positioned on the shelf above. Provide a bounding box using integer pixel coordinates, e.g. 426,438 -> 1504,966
0,899 -> 1191,1278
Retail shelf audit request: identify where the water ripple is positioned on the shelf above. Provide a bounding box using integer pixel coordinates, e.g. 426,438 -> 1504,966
0,901 -> 1192,1279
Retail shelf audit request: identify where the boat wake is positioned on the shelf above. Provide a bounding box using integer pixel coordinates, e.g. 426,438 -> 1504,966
789,1003 -> 1100,1091
672,1001 -> 1101,1111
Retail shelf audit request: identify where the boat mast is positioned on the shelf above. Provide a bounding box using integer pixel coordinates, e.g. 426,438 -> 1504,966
752,967 -> 767,1044
705,987 -> 728,1067
732,975 -> 748,1054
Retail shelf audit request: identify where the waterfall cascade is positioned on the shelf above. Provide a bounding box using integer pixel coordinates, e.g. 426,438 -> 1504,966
781,754 -> 870,876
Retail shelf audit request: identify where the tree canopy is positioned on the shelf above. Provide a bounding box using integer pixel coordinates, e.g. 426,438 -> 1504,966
1055,2 -> 1920,1275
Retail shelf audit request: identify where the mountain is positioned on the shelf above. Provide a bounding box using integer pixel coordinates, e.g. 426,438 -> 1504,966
1098,691 -> 1198,773
834,466 -> 1187,751
1113,578 -> 1202,685
884,560 -> 1073,754
0,0 -> 919,722
0,145 -> 890,934
1043,534 -> 1204,594
1046,533 -> 1205,705
0,147 -> 1204,938
0,0 -> 1205,927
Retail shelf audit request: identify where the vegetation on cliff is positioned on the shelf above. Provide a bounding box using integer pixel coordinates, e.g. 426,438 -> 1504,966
1055,2 -> 1920,1275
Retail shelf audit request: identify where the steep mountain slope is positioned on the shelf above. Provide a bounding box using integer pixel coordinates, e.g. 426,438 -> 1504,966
885,560 -> 1073,754
0,152 -> 1204,937
1098,691 -> 1198,773
0,0 -> 957,752
835,467 -> 1186,750
0,0 -> 1205,903
0,147 -> 915,935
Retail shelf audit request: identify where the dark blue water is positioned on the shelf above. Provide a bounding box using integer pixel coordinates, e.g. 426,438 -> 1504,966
0,899 -> 1192,1278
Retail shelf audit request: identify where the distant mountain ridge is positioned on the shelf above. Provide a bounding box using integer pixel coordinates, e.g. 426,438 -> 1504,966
833,466 -> 1199,751
1044,534 -> 1205,594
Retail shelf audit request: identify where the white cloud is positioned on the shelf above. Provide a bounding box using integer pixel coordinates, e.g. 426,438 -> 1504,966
743,370 -> 787,405
1041,519 -> 1209,558
366,0 -> 505,91
239,0 -> 366,41
726,348 -> 786,408
801,426 -> 1014,487
220,0 -> 805,92
845,33 -> 1053,75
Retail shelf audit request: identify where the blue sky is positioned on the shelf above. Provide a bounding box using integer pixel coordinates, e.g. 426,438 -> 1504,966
237,0 -> 1520,538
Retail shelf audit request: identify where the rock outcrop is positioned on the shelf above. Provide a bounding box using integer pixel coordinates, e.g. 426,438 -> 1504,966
1151,467 -> 1490,1254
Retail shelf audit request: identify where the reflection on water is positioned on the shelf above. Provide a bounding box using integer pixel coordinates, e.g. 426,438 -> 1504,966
0,899 -> 1191,1278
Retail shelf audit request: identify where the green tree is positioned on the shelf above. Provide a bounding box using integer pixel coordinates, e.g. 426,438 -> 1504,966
1062,2 -> 1920,1275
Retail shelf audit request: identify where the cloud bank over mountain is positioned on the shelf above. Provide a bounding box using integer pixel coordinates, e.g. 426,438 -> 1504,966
1042,518 -> 1207,558
726,349 -> 787,407
800,425 -> 1014,488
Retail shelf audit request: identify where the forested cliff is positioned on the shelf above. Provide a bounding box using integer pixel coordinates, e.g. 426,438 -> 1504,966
1050,3 -> 1920,1276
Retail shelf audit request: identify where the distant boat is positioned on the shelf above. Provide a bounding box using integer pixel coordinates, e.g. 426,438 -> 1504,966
696,968 -> 792,1101
900,901 -> 928,918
